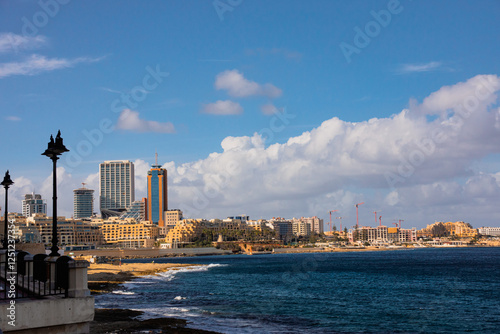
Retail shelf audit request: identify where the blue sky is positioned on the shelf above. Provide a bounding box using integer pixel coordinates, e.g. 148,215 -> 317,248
1,0 -> 500,228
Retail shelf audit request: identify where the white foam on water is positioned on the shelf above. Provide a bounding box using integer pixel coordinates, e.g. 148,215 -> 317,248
112,290 -> 135,295
174,296 -> 186,300
151,263 -> 228,281
132,306 -> 200,320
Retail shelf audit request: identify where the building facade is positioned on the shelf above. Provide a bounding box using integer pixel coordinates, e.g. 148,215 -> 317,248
22,193 -> 47,217
73,187 -> 94,219
478,227 -> 500,236
100,218 -> 158,248
24,214 -> 103,246
120,198 -> 147,222
418,221 -> 478,238
349,226 -> 417,244
164,209 -> 183,228
147,163 -> 168,226
99,160 -> 135,217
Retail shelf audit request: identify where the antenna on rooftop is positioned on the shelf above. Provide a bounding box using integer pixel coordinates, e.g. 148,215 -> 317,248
155,150 -> 158,165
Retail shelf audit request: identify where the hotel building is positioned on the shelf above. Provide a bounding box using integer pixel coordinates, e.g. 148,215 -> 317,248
147,162 -> 168,226
73,186 -> 94,219
22,193 -> 47,217
99,160 -> 135,217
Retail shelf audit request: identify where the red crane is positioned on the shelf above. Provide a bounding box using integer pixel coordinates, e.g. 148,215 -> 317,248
328,210 -> 338,233
355,202 -> 364,228
393,219 -> 404,228
336,216 -> 344,232
373,211 -> 378,225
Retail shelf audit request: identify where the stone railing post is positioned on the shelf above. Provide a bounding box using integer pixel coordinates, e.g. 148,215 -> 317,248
67,260 -> 90,298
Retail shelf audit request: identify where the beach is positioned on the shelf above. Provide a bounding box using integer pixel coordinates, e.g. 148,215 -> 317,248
88,262 -> 222,333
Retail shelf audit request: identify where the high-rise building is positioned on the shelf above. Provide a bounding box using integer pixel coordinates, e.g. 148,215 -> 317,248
147,158 -> 168,226
22,193 -> 47,217
73,185 -> 94,219
99,160 -> 135,218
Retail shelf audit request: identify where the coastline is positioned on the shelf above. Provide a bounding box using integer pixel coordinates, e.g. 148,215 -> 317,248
88,262 -> 222,334
79,244 -> 498,262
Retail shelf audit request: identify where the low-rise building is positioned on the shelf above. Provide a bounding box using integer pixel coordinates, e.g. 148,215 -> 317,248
418,221 -> 477,238
478,226 -> 500,236
21,213 -> 104,246
349,225 -> 416,244
163,219 -> 207,248
100,217 -> 159,247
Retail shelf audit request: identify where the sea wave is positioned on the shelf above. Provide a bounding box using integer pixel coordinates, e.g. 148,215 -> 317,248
112,290 -> 135,295
150,263 -> 228,281
133,306 -> 199,320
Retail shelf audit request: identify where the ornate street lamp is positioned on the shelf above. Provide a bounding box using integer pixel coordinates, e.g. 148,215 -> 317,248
1,170 -> 14,249
41,130 -> 69,256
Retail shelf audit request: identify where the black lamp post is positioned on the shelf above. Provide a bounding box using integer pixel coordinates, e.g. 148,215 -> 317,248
1,171 -> 14,249
41,130 -> 69,256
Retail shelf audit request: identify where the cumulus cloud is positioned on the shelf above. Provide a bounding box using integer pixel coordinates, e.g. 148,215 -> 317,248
0,54 -> 104,78
4,75 -> 500,228
215,69 -> 282,98
116,109 -> 175,133
0,33 -> 47,53
202,100 -> 243,115
159,75 -> 500,226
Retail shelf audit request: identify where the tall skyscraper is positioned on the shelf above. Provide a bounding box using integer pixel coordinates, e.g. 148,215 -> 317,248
22,193 -> 46,217
99,160 -> 135,218
147,155 -> 168,226
73,184 -> 94,219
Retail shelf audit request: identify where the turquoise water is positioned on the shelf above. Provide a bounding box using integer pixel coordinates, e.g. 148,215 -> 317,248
95,248 -> 500,333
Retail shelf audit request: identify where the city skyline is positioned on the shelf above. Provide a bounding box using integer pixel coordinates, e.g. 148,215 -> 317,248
1,1 -> 500,228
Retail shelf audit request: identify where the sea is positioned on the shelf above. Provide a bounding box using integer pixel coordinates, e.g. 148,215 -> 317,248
94,247 -> 500,333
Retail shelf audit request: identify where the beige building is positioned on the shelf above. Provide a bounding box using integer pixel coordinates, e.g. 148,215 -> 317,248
163,219 -> 207,248
291,218 -> 312,237
349,225 -> 416,244
164,209 -> 183,228
293,216 -> 323,234
100,217 -> 159,247
20,213 -> 103,246
418,221 -> 477,238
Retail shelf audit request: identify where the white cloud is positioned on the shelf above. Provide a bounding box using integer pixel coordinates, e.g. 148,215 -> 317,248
158,75 -> 500,226
202,100 -> 243,115
5,116 -> 21,121
116,109 -> 175,133
215,69 -> 282,98
261,103 -> 280,115
0,33 -> 47,53
0,54 -> 104,78
397,61 -> 443,74
4,75 -> 500,228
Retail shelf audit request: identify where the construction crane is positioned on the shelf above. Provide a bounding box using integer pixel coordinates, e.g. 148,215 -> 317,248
379,215 -> 382,227
355,202 -> 364,228
336,216 -> 344,232
328,210 -> 338,233
373,211 -> 379,226
393,219 -> 404,228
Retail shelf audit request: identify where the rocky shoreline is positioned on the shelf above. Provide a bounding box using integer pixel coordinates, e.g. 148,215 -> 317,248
88,262 -> 222,334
